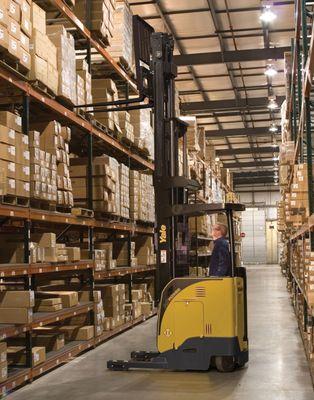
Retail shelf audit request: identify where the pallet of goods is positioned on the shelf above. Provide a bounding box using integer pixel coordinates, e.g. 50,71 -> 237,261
74,0 -> 116,46
107,0 -> 133,71
0,111 -> 30,206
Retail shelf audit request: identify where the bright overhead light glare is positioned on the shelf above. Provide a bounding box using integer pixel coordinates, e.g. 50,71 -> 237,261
260,6 -> 277,23
264,65 -> 278,77
269,123 -> 278,133
267,99 -> 278,110
272,144 -> 278,148
272,156 -> 279,161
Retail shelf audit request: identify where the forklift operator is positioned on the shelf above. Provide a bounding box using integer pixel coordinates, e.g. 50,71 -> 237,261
209,223 -> 232,277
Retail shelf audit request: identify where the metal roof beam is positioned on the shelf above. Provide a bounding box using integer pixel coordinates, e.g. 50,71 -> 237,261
182,96 -> 285,113
234,171 -> 275,178
217,146 -> 279,156
234,177 -> 276,185
178,84 -> 284,95
224,160 -> 274,168
206,127 -> 279,138
174,47 -> 290,66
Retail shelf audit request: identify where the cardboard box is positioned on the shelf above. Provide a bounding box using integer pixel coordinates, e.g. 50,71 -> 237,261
36,298 -> 62,306
0,1 -> 8,28
0,290 -> 34,308
0,342 -> 6,364
0,361 -> 7,383
33,334 -> 65,351
37,291 -> 78,308
8,346 -> 45,366
0,111 -> 21,132
7,33 -> 19,59
19,47 -> 31,70
38,232 -> 56,247
65,247 -> 80,262
35,303 -> 62,312
0,25 -> 8,51
0,307 -> 32,323
8,0 -> 20,22
58,325 -> 94,341
0,125 -> 15,145
8,16 -> 19,40
31,2 -> 45,35
15,164 -> 30,181
16,179 -> 30,197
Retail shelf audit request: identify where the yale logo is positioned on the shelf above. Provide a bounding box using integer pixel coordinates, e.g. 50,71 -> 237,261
164,329 -> 172,337
159,224 -> 167,243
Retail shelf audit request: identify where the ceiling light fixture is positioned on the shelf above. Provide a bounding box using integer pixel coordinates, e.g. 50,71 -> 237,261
269,123 -> 278,133
267,97 -> 278,110
264,64 -> 278,77
260,5 -> 277,23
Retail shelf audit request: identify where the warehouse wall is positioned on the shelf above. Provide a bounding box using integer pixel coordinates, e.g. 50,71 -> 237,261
238,189 -> 280,264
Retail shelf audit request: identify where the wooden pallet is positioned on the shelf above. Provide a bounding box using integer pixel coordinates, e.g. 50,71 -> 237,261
30,80 -> 55,99
91,30 -> 110,47
0,195 -> 29,207
71,207 -> 94,218
56,205 -> 72,214
30,199 -> 57,212
92,119 -> 108,134
76,107 -> 94,122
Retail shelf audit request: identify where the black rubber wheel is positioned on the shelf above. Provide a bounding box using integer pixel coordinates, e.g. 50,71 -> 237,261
215,356 -> 236,372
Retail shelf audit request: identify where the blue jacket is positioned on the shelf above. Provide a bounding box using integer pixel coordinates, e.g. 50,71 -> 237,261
209,237 -> 231,277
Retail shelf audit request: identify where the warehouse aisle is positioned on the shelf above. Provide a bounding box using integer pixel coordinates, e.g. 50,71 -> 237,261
10,266 -> 313,400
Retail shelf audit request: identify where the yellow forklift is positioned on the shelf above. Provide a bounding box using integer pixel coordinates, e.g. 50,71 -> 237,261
102,17 -> 248,372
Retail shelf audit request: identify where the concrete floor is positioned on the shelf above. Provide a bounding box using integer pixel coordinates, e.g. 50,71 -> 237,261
9,265 -> 314,400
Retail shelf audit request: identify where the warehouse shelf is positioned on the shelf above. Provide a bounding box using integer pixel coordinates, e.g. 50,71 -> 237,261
0,264 -> 29,278
0,310 -> 157,395
32,302 -> 94,329
32,340 -> 95,379
0,368 -> 31,396
0,324 -> 29,341
94,309 -> 157,346
0,203 -> 154,235
94,265 -> 156,280
0,64 -> 152,171
29,261 -> 93,275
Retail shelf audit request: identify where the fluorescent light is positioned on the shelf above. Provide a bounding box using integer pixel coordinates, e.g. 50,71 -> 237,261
267,99 -> 278,110
260,6 -> 277,23
269,123 -> 278,133
264,65 -> 277,77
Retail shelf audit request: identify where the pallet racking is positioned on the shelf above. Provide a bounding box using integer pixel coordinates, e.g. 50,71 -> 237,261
280,0 -> 314,383
0,0 -> 156,393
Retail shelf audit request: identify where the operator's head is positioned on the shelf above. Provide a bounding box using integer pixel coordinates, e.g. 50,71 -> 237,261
212,223 -> 228,240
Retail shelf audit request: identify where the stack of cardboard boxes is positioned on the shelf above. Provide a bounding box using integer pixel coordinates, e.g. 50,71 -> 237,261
135,237 -> 156,266
38,121 -> 73,209
29,3 -> 58,94
188,215 -> 212,237
29,130 -> 57,204
46,24 -> 77,105
92,79 -> 121,133
0,111 -> 31,199
0,0 -> 32,73
119,163 -> 130,219
74,0 -> 115,45
92,243 -> 116,271
98,284 -> 126,331
0,342 -> 7,383
107,0 -> 133,69
0,290 -> 34,324
7,345 -> 46,367
118,111 -> 134,144
76,59 -> 93,113
131,284 -> 153,319
129,108 -> 154,160
114,241 -> 137,268
285,164 -> 310,229
129,171 -> 155,223
70,155 -> 119,214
